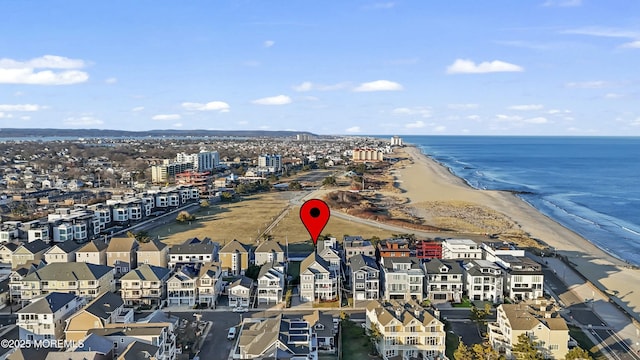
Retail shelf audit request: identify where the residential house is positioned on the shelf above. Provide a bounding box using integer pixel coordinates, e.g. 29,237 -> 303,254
117,341 -> 161,360
229,276 -> 254,308
166,266 -> 198,306
120,264 -> 172,307
299,253 -> 338,303
65,291 -> 134,341
496,256 -> 544,302
17,292 -> 85,341
253,240 -> 285,266
416,240 -> 443,259
303,311 -> 337,353
377,239 -> 411,259
9,265 -> 45,304
424,258 -> 464,303
11,239 -> 49,269
441,238 -> 482,260
106,236 -> 139,277
0,278 -> 9,309
44,240 -> 83,264
137,239 -> 169,268
19,262 -> 115,303
350,254 -> 380,301
343,236 -> 375,263
317,245 -> 341,274
0,242 -> 19,264
463,260 -> 504,303
256,262 -> 285,304
482,242 -> 525,262
489,300 -> 569,359
218,239 -> 250,276
196,262 -> 222,307
168,237 -> 218,269
365,300 -> 446,360
87,323 -> 176,360
233,314 -> 318,360
380,257 -> 425,302
56,333 -> 114,360
76,240 -> 108,266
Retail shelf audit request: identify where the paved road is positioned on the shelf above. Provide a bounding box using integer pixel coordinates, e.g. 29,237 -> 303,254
295,170 -> 337,183
0,326 -> 18,357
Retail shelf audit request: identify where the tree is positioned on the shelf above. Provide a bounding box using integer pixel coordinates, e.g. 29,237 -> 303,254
512,334 -> 543,360
220,192 -> 234,202
565,347 -> 592,360
454,342 -> 475,360
128,230 -> 151,243
176,210 -> 196,223
367,323 -> 383,355
322,176 -> 337,186
472,343 -> 504,360
471,304 -> 492,326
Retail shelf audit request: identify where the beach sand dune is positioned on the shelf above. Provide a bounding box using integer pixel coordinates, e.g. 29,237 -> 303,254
398,145 -> 640,324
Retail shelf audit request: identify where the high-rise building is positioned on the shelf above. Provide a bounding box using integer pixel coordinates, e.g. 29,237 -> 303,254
258,154 -> 282,172
176,150 -> 219,172
391,135 -> 403,146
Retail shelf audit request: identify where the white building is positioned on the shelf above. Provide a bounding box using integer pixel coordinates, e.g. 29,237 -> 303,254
463,260 -> 504,303
442,238 -> 482,260
497,255 -> 544,302
18,292 -> 85,341
229,276 -> 254,308
424,259 -> 464,303
257,154 -> 282,173
257,263 -> 285,304
177,150 -> 220,172
390,136 -> 403,146
380,257 -> 425,302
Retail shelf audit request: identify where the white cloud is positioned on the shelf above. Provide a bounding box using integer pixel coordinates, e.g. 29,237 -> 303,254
604,93 -> 624,99
446,59 -> 524,74
433,125 -> 447,132
496,114 -> 524,122
448,103 -> 479,110
252,95 -> 292,105
152,114 -> 181,121
405,121 -> 426,129
353,80 -> 403,92
345,126 -> 361,133
259,125 -> 271,130
237,120 -> 249,125
243,60 -> 261,67
561,27 -> 639,39
0,55 -> 89,85
181,101 -> 230,112
132,106 -> 145,112
263,40 -> 275,48
630,118 -> 640,126
622,40 -> 640,48
393,107 -> 431,118
14,91 -> 24,96
0,112 -> 10,119
508,104 -> 544,111
63,116 -> 103,126
524,117 -> 549,124
0,104 -> 42,111
293,81 -> 349,92
565,81 -> 610,89
547,109 -> 571,114
105,77 -> 117,84
542,0 -> 581,7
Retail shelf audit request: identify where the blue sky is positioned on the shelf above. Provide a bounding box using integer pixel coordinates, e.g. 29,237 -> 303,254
1,0 -> 639,135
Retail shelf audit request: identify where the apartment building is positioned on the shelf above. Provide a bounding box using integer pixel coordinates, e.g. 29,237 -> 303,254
351,254 -> 380,301
489,301 -> 569,359
415,240 -> 443,259
463,260 -> 504,303
120,264 -> 172,307
218,239 -> 250,275
365,300 -> 446,360
168,237 -> 219,269
18,292 -> 85,341
496,255 -> 544,301
352,148 -> 384,162
343,236 -> 376,263
441,238 -> 482,260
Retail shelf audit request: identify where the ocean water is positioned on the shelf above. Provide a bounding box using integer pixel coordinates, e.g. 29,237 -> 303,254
403,136 -> 640,266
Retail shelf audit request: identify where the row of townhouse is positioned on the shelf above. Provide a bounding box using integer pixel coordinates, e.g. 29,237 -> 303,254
12,290 -> 179,360
0,185 -> 201,244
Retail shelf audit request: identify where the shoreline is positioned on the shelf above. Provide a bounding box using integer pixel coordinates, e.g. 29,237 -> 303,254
396,145 -> 640,323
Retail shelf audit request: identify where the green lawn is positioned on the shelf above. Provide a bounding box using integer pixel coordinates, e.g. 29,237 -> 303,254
569,326 -> 607,360
342,321 -> 375,360
452,298 -> 473,308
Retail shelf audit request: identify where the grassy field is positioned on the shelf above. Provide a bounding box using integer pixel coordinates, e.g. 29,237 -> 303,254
341,321 -> 375,360
146,191 -> 396,246
147,193 -> 288,245
267,205 -> 396,243
568,326 -> 607,360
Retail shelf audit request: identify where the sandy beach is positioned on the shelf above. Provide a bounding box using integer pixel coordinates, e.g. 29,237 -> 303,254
397,145 -> 640,323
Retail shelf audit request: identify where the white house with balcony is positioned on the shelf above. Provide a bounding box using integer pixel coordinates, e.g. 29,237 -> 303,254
257,262 -> 285,304
463,259 -> 504,303
442,238 -> 482,260
350,254 -> 380,301
18,292 -> 85,341
424,258 -> 464,303
299,253 -> 338,303
166,266 -> 198,306
380,257 -> 424,302
229,276 -> 254,308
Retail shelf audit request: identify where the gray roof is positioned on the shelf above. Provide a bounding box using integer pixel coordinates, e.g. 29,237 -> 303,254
84,291 -> 125,320
230,275 -> 254,289
120,264 -> 171,282
169,237 -> 217,255
1,242 -> 20,252
49,240 -> 84,254
18,292 -> 79,314
22,262 -> 113,282
300,252 -> 331,274
7,348 -> 52,360
45,352 -> 103,360
20,239 -> 49,254
137,238 -> 167,252
74,333 -> 113,354
118,341 -> 159,360
424,258 -> 463,274
219,239 -> 249,254
350,254 -> 379,272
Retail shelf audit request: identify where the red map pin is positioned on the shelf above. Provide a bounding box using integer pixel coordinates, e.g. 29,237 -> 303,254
300,199 -> 330,245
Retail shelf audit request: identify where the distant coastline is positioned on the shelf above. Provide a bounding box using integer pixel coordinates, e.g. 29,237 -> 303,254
0,128 -> 317,139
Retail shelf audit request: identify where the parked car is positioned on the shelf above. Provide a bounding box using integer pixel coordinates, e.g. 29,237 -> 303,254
227,327 -> 237,340
232,306 -> 248,313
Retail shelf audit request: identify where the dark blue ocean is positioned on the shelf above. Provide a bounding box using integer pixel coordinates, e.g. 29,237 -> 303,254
402,136 -> 640,266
